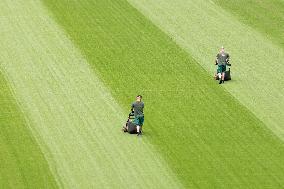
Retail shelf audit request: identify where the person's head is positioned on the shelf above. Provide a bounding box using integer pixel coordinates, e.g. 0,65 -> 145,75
220,46 -> 225,53
136,95 -> 142,102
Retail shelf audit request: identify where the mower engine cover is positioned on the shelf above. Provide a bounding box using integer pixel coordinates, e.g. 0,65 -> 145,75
224,69 -> 231,81
127,121 -> 137,134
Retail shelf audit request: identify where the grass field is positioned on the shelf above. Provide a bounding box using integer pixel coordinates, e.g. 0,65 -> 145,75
128,0 -> 284,139
1,0 -> 284,188
0,1 -> 181,188
0,71 -> 58,188
213,0 -> 284,47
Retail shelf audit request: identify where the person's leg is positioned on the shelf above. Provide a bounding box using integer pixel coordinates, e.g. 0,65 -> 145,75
222,72 -> 225,81
222,65 -> 226,83
218,73 -> 222,80
219,65 -> 225,84
217,65 -> 222,84
219,73 -> 222,84
138,116 -> 144,135
137,116 -> 144,136
135,116 -> 141,134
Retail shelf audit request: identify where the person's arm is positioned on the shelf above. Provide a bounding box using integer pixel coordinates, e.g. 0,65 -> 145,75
131,103 -> 134,113
215,54 -> 218,65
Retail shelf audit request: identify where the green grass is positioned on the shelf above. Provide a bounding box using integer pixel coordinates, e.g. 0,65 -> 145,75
1,0 -> 283,188
0,1 -> 181,188
43,0 -> 284,188
212,0 -> 284,47
128,0 -> 284,139
0,70 -> 58,188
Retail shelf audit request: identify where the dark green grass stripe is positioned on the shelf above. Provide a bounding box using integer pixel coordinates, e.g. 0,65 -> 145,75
43,0 -> 284,188
0,71 -> 58,189
212,0 -> 284,48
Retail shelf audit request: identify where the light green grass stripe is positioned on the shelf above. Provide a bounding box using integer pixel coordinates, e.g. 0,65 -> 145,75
0,71 -> 58,188
212,0 -> 284,48
128,0 -> 284,140
0,1 -> 182,188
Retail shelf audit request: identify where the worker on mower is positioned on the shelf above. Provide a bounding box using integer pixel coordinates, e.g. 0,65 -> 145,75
215,46 -> 230,84
131,95 -> 144,136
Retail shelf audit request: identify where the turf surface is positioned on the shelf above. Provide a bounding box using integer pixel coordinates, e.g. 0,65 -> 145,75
128,0 -> 284,140
213,0 -> 284,47
0,68 -> 58,188
1,0 -> 284,188
0,1 -> 181,188
43,0 -> 284,188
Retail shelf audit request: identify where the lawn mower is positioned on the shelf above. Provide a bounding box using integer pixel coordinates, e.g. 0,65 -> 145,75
122,111 -> 137,134
214,63 -> 231,81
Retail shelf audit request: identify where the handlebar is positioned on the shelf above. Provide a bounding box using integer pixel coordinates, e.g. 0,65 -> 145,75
215,63 -> 231,66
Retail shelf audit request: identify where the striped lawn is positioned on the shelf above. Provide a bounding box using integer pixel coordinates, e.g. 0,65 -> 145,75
43,0 -> 284,188
213,0 -> 284,47
0,69 -> 58,188
128,0 -> 284,139
0,0 -> 182,188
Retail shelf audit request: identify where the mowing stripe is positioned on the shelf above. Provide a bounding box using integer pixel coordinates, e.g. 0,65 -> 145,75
0,1 -> 182,188
42,0 -> 284,188
212,0 -> 284,48
127,0 -> 284,140
0,71 -> 58,188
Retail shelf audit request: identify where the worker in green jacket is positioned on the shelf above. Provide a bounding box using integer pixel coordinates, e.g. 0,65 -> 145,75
215,46 -> 230,84
131,95 -> 144,136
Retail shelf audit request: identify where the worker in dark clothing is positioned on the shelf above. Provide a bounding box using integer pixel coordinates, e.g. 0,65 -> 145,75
215,46 -> 230,84
131,95 -> 144,136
